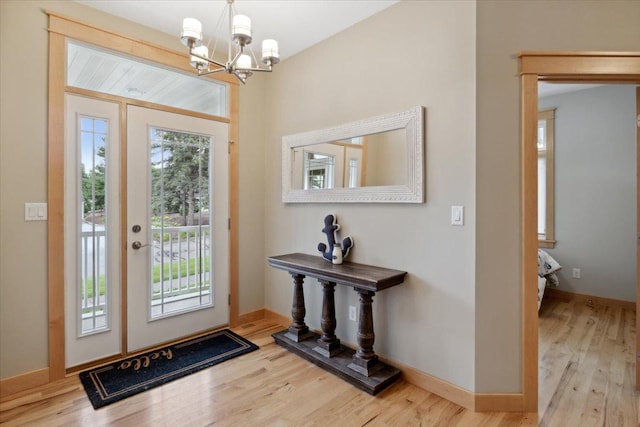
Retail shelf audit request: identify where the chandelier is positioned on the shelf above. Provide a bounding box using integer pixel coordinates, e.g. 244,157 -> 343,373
180,0 -> 279,84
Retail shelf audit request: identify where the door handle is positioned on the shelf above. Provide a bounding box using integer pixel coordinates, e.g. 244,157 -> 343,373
132,241 -> 151,250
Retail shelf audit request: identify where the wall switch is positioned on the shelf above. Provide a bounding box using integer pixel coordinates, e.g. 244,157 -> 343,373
451,205 -> 464,226
572,268 -> 581,279
25,203 -> 48,221
348,305 -> 357,322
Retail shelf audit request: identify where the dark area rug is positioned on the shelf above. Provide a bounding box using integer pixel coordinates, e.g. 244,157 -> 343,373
79,329 -> 258,409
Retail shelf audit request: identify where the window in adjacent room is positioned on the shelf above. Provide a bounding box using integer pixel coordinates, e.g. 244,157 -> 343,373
347,158 -> 359,188
538,109 -> 556,248
304,151 -> 335,189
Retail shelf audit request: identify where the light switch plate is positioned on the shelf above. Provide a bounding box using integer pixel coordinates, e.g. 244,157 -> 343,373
451,205 -> 464,226
25,202 -> 48,221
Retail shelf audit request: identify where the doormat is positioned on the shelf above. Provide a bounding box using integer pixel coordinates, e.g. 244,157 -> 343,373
79,329 -> 258,409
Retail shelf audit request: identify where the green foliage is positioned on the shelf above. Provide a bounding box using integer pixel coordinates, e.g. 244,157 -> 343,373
81,145 -> 106,215
152,256 -> 210,283
150,130 -> 210,226
80,130 -> 212,227
83,275 -> 106,299
83,256 -> 210,298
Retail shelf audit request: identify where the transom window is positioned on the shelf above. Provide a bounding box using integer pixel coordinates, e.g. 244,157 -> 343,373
67,41 -> 228,117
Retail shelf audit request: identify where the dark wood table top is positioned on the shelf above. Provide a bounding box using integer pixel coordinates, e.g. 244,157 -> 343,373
267,253 -> 407,292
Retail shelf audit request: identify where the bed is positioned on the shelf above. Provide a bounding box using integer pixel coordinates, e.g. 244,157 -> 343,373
537,249 -> 561,310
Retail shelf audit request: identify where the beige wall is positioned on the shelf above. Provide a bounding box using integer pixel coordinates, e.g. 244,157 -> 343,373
262,0 -> 477,390
475,0 -> 640,392
366,129 -> 406,187
0,0 -> 265,379
2,0 -> 639,398
0,0 -> 50,378
237,73 -> 267,314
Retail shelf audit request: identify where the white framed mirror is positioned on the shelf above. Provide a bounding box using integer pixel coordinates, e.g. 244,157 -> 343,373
282,106 -> 425,203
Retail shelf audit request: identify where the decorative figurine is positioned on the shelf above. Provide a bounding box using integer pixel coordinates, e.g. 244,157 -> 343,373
317,214 -> 354,263
332,242 -> 343,265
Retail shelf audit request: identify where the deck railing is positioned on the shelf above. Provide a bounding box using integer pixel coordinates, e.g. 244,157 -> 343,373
150,226 -> 211,317
80,225 -> 212,333
81,229 -> 107,334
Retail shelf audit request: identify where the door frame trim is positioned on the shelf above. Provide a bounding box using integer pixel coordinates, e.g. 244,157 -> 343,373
47,12 -> 240,380
518,51 -> 640,412
636,85 -> 640,391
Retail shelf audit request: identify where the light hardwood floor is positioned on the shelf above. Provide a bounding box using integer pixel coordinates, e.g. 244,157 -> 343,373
1,297 -> 637,426
538,295 -> 639,426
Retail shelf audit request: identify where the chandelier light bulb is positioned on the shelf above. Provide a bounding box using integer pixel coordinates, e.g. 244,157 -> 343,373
261,39 -> 279,64
232,14 -> 252,45
181,18 -> 202,46
190,45 -> 209,69
236,54 -> 252,70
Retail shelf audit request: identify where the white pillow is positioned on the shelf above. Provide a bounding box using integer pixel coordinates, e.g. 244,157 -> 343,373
538,249 -> 561,277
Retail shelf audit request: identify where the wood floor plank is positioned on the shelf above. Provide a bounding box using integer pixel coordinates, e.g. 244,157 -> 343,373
538,296 -> 639,427
576,304 -> 614,426
2,302 -> 639,426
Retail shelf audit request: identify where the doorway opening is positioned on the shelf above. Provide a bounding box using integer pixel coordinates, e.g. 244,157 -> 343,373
535,82 -> 638,420
519,51 -> 640,412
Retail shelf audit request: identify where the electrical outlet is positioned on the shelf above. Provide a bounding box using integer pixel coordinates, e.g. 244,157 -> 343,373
349,305 -> 357,322
572,268 -> 581,279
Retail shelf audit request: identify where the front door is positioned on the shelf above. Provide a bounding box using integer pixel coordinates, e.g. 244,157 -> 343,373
126,106 -> 229,352
64,98 -> 229,368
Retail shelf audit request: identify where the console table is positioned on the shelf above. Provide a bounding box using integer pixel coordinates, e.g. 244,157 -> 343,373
267,253 -> 407,395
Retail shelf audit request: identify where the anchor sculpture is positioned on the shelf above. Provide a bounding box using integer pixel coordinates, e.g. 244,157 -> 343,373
317,214 -> 354,262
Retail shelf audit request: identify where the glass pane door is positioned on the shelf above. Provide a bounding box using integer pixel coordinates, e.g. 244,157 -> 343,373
127,106 -> 229,352
149,128 -> 212,317
65,94 -> 122,368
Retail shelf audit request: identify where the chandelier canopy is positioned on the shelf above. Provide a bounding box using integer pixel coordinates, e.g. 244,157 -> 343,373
180,0 -> 279,84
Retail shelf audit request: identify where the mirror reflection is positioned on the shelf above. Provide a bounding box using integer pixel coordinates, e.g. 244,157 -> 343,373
282,106 -> 424,203
290,129 -> 406,190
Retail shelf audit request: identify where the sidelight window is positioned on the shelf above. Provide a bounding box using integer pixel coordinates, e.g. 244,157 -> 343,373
79,116 -> 110,334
